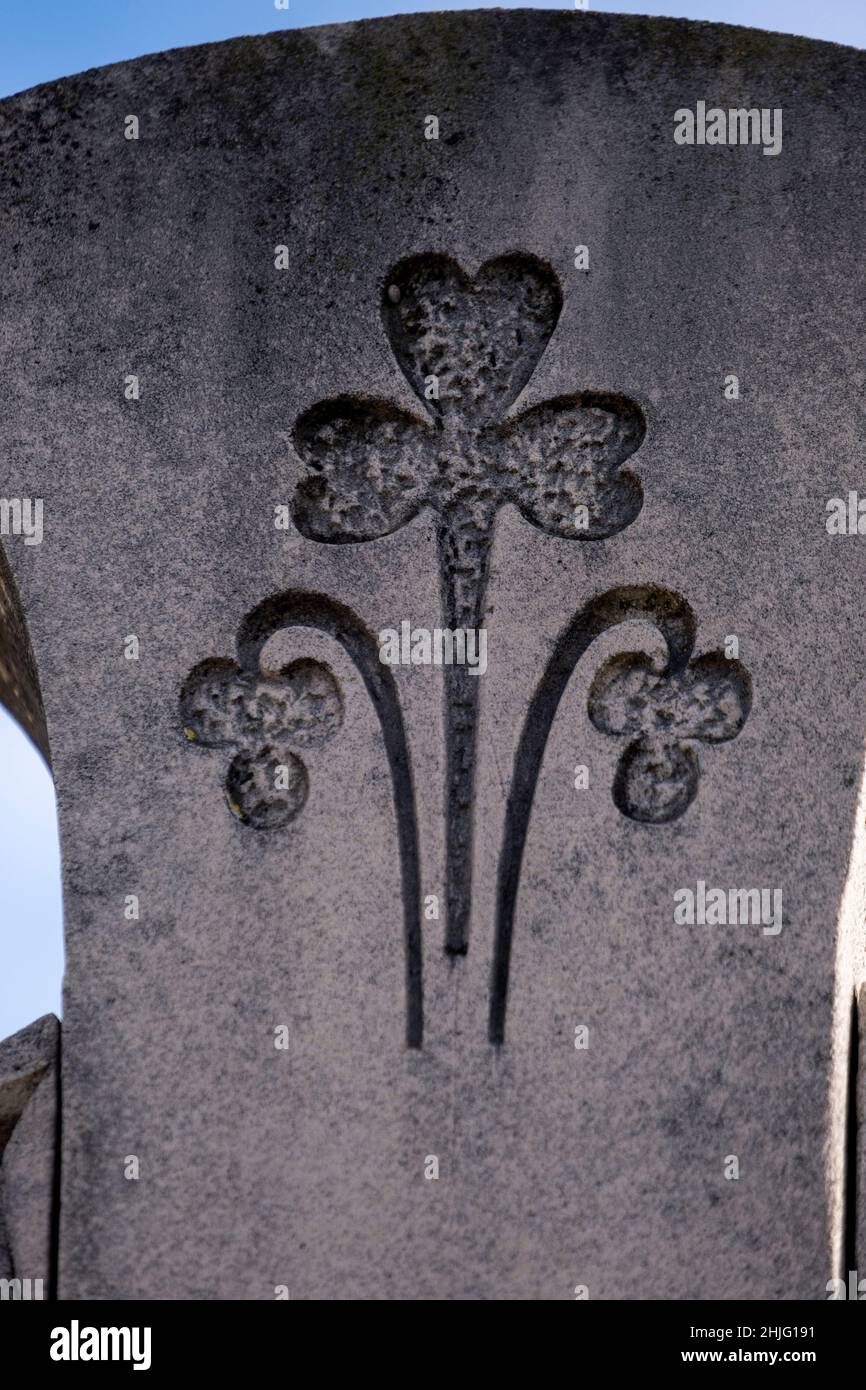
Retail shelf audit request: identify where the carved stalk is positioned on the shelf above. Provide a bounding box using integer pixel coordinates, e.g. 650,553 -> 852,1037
437,505 -> 493,956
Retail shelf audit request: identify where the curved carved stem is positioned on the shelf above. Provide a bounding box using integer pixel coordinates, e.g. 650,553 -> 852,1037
489,586 -> 695,1044
237,591 -> 424,1048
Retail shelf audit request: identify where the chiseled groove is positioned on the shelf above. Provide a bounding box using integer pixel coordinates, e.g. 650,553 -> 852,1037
489,586 -> 695,1045
237,590 -> 424,1049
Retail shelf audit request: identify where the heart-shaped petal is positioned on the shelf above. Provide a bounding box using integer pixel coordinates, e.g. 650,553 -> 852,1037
267,659 -> 343,748
676,654 -> 751,743
382,253 -> 562,424
292,396 -> 432,542
588,653 -> 659,736
225,747 -> 309,829
180,659 -> 248,747
613,737 -> 699,823
501,392 -> 645,539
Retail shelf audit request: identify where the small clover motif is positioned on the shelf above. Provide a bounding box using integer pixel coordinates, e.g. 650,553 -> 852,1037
292,252 -> 647,953
588,650 -> 751,823
180,656 -> 343,829
490,587 -> 754,1043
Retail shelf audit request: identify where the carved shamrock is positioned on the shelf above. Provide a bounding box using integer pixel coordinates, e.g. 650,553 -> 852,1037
180,656 -> 343,829
588,650 -> 751,823
292,252 -> 647,952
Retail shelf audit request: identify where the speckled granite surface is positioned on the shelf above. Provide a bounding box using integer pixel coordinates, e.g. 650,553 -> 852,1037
1,11 -> 865,1298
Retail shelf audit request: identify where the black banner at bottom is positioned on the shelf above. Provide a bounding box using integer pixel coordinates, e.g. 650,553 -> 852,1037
1,1297 -> 862,1376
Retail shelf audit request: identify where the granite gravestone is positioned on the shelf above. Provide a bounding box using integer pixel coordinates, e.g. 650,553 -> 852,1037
1,11 -> 865,1299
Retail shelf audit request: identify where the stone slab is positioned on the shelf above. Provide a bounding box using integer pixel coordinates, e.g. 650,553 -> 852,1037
0,11 -> 865,1299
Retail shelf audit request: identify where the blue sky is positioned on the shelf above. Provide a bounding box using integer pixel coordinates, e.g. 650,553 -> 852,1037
0,707 -> 62,1037
0,0 -> 863,98
0,0 -> 863,1041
